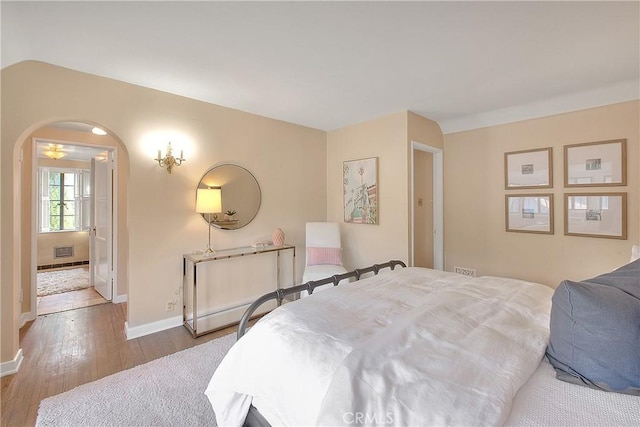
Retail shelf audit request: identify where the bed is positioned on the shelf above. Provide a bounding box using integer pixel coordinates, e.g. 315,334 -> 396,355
205,262 -> 640,426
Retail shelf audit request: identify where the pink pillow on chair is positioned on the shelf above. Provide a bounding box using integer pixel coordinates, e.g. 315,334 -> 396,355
306,247 -> 343,266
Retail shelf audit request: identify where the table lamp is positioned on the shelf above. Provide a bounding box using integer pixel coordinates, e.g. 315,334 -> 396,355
196,187 -> 222,253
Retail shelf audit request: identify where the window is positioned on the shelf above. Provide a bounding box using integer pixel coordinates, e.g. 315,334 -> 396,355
39,167 -> 91,232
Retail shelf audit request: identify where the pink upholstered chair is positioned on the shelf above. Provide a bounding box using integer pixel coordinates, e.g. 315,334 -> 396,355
300,222 -> 348,298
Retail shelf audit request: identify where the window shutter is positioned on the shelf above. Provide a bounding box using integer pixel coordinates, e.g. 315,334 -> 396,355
79,169 -> 91,231
39,168 -> 51,232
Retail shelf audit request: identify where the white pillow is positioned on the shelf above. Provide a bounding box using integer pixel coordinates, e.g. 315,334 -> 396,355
631,244 -> 640,262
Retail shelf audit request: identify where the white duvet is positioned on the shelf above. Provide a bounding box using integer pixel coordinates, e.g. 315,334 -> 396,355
206,267 -> 553,426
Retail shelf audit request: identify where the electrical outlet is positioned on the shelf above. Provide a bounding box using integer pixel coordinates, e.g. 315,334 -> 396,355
166,301 -> 174,312
454,266 -> 477,277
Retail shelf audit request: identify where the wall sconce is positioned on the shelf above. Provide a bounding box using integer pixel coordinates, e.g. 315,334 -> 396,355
155,142 -> 185,173
196,187 -> 222,253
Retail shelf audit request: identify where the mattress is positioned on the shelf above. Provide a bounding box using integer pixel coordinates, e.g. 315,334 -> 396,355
250,357 -> 640,427
506,357 -> 640,427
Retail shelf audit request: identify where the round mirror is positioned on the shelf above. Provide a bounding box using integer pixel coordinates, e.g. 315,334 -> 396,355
197,164 -> 261,230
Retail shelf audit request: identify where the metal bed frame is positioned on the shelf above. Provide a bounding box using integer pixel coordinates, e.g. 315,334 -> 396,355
237,259 -> 406,339
235,260 -> 407,427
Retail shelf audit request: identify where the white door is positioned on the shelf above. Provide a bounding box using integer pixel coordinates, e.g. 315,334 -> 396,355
91,154 -> 113,300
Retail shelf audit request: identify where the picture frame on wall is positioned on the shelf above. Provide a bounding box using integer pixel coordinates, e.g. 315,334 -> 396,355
565,193 -> 627,239
564,139 -> 626,187
505,194 -> 554,234
343,157 -> 378,224
504,148 -> 553,189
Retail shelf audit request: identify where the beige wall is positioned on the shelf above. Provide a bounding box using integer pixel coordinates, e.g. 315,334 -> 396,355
37,232 -> 90,266
326,111 -> 443,269
1,61 -> 327,364
408,111 -> 445,150
327,112 -> 409,268
444,101 -> 639,287
0,72 -> 4,362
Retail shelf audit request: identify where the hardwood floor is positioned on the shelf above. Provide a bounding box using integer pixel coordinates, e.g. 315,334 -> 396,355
37,287 -> 108,316
0,302 -> 237,427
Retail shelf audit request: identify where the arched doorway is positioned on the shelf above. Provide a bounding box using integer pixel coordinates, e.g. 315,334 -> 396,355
18,120 -> 129,324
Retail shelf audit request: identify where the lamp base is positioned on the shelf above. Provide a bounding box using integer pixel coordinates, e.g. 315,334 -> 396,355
204,213 -> 216,254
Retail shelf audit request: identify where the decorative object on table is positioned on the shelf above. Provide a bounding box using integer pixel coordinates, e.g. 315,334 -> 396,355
504,147 -> 553,189
155,142 -> 185,173
197,164 -> 261,230
564,192 -> 627,239
505,194 -> 554,234
196,187 -> 222,253
272,228 -> 285,247
564,139 -> 626,187
224,209 -> 237,221
343,157 -> 378,224
251,240 -> 270,249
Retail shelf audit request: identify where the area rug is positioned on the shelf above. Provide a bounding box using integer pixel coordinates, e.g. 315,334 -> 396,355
36,333 -> 236,426
37,267 -> 91,296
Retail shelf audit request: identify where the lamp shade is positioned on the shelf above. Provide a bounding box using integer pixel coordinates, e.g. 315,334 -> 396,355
196,188 -> 222,213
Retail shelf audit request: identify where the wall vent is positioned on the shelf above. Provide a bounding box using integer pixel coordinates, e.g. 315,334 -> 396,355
454,266 -> 477,277
54,245 -> 74,259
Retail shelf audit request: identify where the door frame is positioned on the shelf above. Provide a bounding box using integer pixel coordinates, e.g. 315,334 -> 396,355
29,137 -> 119,319
410,141 -> 443,270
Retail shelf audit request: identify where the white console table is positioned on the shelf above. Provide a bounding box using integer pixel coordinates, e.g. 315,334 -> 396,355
182,244 -> 295,337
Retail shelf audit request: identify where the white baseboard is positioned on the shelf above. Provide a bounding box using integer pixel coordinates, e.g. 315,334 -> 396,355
193,301 -> 276,334
124,315 -> 182,340
113,293 -> 128,304
0,349 -> 23,378
20,311 -> 35,328
123,301 -> 275,340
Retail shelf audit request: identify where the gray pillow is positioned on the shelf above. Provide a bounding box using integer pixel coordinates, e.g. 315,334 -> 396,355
546,260 -> 640,395
585,258 -> 640,297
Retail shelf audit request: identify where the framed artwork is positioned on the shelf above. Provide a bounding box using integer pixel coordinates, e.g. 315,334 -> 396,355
565,193 -> 627,239
343,157 -> 378,224
504,148 -> 553,189
564,139 -> 626,187
505,194 -> 554,234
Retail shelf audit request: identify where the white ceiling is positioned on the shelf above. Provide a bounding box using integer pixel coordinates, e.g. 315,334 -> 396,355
2,1 -> 639,133
36,122 -> 108,160
36,139 -> 108,162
